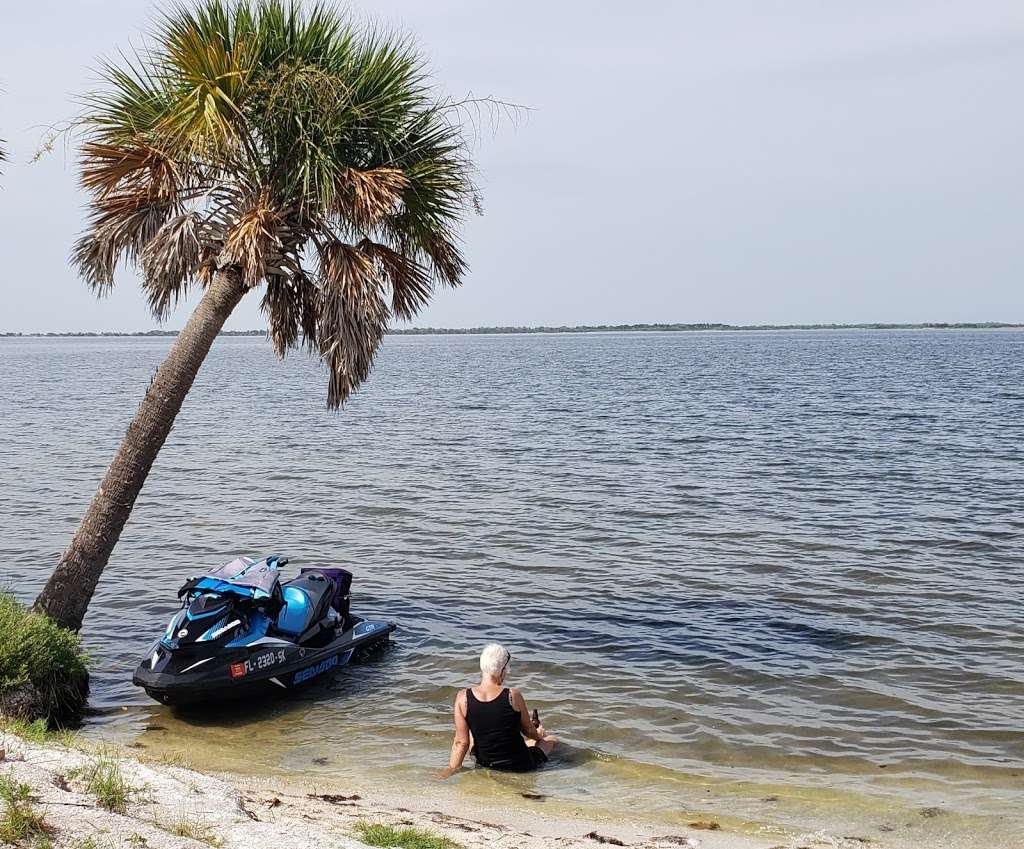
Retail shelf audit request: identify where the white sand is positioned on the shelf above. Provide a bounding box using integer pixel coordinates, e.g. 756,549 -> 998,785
0,730 -> 886,849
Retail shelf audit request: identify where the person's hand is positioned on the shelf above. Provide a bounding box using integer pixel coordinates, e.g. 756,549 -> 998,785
433,766 -> 459,780
535,724 -> 547,740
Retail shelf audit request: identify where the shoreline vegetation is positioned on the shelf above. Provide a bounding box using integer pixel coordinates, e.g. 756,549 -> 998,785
0,596 -> 88,724
1,321 -> 1021,338
0,725 -> 865,849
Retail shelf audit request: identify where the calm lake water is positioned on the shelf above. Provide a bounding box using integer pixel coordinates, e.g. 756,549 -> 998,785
1,331 -> 1022,847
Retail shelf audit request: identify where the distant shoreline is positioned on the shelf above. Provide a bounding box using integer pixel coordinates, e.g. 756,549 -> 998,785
2,321 -> 1022,338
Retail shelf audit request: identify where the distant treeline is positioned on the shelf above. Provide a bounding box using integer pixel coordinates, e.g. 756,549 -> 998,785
2,322 -> 1022,338
387,321 -> 1024,334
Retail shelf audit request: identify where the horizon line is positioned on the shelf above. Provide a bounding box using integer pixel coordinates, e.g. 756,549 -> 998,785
2,321 -> 1023,337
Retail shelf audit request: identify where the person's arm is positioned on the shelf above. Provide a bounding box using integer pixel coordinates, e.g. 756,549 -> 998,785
435,690 -> 472,779
511,688 -> 546,741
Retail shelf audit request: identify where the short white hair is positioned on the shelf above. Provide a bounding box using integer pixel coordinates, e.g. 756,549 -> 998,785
480,643 -> 511,677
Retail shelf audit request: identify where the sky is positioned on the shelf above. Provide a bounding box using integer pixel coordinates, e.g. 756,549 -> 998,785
1,0 -> 1022,332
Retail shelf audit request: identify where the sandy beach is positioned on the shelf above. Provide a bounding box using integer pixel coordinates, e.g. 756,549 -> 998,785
0,727 -> 895,849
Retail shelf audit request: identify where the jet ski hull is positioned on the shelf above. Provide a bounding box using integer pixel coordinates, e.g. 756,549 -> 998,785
133,619 -> 394,706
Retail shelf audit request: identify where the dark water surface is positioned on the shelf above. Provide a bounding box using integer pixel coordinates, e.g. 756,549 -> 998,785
1,331 -> 1022,847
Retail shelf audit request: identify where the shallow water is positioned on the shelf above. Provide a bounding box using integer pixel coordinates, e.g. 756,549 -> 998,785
1,330 -> 1022,847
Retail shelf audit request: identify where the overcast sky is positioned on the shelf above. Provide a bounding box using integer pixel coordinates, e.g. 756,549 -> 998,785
1,1 -> 1021,331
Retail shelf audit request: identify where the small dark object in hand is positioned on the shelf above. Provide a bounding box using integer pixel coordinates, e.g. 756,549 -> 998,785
532,708 -> 540,727
584,831 -> 625,845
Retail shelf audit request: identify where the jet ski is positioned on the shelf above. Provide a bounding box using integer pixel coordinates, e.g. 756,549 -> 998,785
132,555 -> 395,706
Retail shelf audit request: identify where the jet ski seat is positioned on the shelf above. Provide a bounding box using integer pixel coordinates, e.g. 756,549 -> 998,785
276,571 -> 336,636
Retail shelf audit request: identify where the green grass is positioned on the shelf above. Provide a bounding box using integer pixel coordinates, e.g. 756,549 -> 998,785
159,814 -> 224,847
0,594 -> 88,723
354,821 -> 460,849
0,773 -> 52,846
67,755 -> 141,814
1,718 -> 80,748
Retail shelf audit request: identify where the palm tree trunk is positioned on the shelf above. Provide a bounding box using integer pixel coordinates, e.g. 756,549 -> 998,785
33,270 -> 247,632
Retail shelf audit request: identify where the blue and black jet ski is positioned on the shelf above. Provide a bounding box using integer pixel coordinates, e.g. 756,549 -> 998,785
133,556 -> 395,706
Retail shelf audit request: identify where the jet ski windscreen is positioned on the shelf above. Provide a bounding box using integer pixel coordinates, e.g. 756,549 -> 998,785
197,556 -> 282,598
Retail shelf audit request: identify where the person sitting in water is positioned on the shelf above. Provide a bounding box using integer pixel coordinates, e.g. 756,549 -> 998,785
436,643 -> 557,778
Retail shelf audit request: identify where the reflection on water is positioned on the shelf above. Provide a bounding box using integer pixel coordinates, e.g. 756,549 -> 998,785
1,330 -> 1023,848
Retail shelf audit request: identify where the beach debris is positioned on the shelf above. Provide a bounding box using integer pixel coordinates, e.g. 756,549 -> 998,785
307,793 -> 361,804
761,795 -> 780,802
521,792 -> 547,800
265,797 -> 282,808
920,807 -> 946,818
143,724 -> 167,732
312,756 -> 329,765
653,837 -> 700,847
0,746 -> 5,761
584,831 -> 626,845
429,811 -> 480,832
52,773 -> 71,792
878,823 -> 896,832
687,821 -> 720,830
477,820 -> 509,831
241,805 -> 260,821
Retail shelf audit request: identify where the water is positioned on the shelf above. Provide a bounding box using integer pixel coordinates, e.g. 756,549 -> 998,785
1,330 -> 1022,847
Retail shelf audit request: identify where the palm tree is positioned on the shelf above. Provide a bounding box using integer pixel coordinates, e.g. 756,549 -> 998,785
33,0 -> 479,631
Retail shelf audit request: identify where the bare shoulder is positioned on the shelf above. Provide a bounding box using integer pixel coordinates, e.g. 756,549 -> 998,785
454,688 -> 468,709
508,687 -> 525,707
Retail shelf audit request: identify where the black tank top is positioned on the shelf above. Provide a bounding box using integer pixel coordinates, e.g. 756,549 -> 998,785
465,687 -> 533,771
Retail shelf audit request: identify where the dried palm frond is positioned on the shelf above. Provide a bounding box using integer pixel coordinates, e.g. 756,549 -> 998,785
73,191 -> 170,292
335,167 -> 408,229
223,195 -> 283,288
317,240 -> 389,406
141,213 -> 204,319
358,239 -> 431,320
79,141 -> 181,200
